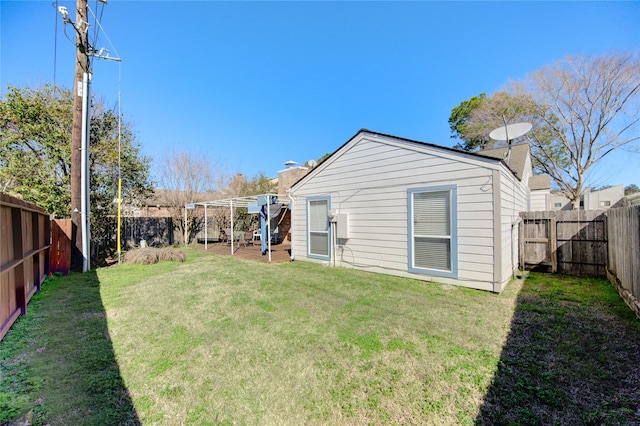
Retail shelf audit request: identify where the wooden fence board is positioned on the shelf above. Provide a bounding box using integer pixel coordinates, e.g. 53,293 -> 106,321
0,193 -> 50,341
519,211 -> 554,270
555,210 -> 607,277
50,219 -> 72,275
1,207 -> 14,266
520,210 -> 607,277
607,206 -> 640,317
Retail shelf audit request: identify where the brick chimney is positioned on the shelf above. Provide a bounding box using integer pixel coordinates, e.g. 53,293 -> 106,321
277,161 -> 309,195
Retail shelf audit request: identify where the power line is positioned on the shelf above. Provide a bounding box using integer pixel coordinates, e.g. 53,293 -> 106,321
88,4 -> 121,61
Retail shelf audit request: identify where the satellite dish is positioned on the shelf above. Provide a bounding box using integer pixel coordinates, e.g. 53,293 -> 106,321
308,159 -> 317,169
489,122 -> 532,141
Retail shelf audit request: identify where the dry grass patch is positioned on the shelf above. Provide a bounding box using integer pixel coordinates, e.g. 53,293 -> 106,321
123,247 -> 186,265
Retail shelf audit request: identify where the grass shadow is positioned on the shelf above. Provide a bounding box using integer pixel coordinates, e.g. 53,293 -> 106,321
0,270 -> 140,425
475,273 -> 640,425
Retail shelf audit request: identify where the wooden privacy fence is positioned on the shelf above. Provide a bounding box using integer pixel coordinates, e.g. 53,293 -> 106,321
519,209 -> 608,278
520,206 -> 640,317
1,193 -> 51,341
606,206 -> 640,317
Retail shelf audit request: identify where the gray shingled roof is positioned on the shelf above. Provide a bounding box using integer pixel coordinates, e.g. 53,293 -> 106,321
528,174 -> 551,190
476,143 -> 530,180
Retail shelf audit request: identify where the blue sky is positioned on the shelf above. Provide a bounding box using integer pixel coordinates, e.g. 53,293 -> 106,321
2,1 -> 639,188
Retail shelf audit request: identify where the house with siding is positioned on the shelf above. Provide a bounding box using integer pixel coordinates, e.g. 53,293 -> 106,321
550,184 -> 625,210
288,129 -> 536,292
527,175 -> 551,211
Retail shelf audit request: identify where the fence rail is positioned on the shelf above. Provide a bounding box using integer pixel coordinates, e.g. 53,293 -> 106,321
1,193 -> 51,341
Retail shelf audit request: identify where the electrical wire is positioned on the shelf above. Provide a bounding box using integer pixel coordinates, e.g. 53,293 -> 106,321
90,0 -> 102,52
61,19 -> 75,44
88,4 -> 120,60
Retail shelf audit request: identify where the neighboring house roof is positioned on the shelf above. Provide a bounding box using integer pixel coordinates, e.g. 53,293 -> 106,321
475,144 -> 531,180
528,174 -> 551,191
142,189 -> 214,207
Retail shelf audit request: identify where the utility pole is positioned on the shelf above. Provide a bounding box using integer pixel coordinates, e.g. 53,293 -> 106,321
70,0 -> 89,272
60,0 -> 119,272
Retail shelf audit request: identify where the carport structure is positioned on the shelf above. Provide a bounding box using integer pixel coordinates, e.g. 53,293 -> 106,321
189,194 -> 290,262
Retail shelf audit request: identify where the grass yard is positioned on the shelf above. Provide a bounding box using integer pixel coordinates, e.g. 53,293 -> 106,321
1,248 -> 639,425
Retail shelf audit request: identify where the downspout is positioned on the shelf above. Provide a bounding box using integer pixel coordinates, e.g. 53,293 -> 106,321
332,220 -> 337,267
287,189 -> 295,261
512,216 -> 522,279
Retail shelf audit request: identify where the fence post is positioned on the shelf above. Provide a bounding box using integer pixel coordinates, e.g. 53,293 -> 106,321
550,215 -> 557,273
518,212 -> 524,271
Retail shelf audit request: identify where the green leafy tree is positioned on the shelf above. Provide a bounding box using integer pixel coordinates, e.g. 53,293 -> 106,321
448,93 -> 487,151
1,84 -> 72,214
237,171 -> 277,196
625,184 -> 639,195
451,52 -> 640,208
303,153 -> 331,169
1,84 -> 152,256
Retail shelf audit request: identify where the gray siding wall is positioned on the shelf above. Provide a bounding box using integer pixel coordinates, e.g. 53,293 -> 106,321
529,190 -> 550,211
290,134 -> 521,291
496,167 -> 529,291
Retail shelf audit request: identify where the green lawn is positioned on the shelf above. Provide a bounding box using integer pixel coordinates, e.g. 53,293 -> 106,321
1,248 -> 639,425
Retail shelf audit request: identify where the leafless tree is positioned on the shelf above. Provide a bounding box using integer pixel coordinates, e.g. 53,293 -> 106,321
519,52 -> 640,208
464,52 -> 640,208
157,149 -> 231,243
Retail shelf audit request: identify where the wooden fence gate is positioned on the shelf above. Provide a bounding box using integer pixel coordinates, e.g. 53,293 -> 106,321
520,210 -> 608,278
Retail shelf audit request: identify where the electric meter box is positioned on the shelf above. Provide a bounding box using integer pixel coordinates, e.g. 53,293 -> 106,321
336,214 -> 349,239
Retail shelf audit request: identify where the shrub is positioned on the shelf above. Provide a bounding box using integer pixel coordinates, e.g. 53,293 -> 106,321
124,247 -> 186,265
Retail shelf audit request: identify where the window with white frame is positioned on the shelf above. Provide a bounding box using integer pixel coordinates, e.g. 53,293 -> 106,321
307,197 -> 330,259
408,186 -> 457,277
